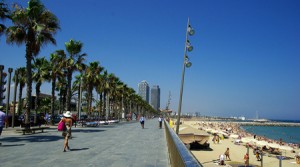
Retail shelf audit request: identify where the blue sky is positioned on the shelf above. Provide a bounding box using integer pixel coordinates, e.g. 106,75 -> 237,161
1,0 -> 300,120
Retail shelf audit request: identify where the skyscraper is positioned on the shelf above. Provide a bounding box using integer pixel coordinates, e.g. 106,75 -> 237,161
138,80 -> 149,103
151,85 -> 160,111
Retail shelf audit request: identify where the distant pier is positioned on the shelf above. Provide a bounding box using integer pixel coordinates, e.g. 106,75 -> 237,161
238,122 -> 300,127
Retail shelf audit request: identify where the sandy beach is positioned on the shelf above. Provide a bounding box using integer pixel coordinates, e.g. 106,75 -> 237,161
179,120 -> 300,167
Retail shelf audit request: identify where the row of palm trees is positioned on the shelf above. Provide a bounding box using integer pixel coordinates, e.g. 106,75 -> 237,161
1,0 -> 157,125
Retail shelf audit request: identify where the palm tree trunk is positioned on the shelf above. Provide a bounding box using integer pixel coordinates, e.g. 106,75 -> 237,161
77,82 -> 80,118
34,82 -> 41,124
51,76 -> 56,125
66,70 -> 72,111
17,85 -> 23,116
12,70 -> 18,128
25,41 -> 33,125
105,92 -> 109,121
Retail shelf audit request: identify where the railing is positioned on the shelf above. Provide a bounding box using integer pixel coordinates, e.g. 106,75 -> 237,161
164,120 -> 203,167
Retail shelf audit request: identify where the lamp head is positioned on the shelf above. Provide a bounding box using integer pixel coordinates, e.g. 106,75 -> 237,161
186,40 -> 193,52
185,62 -> 192,68
188,25 -> 195,36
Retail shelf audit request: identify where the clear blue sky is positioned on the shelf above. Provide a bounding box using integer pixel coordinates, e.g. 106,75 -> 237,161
1,0 -> 300,120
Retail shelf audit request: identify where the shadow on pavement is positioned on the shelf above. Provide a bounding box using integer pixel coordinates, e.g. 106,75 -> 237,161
0,143 -> 25,147
70,148 -> 89,151
72,129 -> 106,133
2,135 -> 62,143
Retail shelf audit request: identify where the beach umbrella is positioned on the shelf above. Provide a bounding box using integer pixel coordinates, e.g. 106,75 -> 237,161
241,138 -> 257,144
279,145 -> 293,157
279,145 -> 293,151
229,134 -> 239,139
256,140 -> 269,147
268,143 -> 281,149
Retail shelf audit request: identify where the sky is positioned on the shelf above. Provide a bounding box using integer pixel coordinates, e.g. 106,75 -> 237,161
1,0 -> 300,120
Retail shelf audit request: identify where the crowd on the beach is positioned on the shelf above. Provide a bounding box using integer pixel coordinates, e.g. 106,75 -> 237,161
186,120 -> 300,166
194,121 -> 299,150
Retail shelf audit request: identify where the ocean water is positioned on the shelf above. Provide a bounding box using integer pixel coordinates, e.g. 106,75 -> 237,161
241,125 -> 300,144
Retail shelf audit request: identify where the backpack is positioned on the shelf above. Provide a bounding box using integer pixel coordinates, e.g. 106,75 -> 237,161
57,121 -> 65,131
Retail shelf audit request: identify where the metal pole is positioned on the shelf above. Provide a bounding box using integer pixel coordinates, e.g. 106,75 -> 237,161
261,152 -> 263,167
279,156 -> 282,167
176,18 -> 190,134
247,146 -> 250,163
5,68 -> 13,128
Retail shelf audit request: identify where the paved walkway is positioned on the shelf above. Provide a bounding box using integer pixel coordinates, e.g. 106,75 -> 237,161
0,119 -> 170,167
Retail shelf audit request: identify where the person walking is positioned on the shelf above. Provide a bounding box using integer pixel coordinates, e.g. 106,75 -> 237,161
59,111 -> 73,152
139,115 -> 145,129
158,115 -> 163,129
44,113 -> 49,126
0,106 -> 6,146
72,114 -> 77,128
224,147 -> 231,161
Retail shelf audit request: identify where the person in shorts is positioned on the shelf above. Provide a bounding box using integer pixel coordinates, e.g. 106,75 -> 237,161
158,115 -> 163,129
139,115 -> 145,129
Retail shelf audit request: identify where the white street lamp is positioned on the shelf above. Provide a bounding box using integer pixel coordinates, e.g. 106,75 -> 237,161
176,18 -> 195,134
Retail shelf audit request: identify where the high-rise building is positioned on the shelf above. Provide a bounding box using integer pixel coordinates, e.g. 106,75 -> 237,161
151,85 -> 160,111
138,80 -> 149,103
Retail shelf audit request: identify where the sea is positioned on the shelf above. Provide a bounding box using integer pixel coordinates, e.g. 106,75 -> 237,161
240,120 -> 300,144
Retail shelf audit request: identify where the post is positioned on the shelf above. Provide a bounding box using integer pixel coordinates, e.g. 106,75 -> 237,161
247,146 -> 250,162
5,68 -> 13,128
176,18 -> 190,134
261,152 -> 263,167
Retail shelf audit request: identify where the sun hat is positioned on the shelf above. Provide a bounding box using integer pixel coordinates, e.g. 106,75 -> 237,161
63,111 -> 72,118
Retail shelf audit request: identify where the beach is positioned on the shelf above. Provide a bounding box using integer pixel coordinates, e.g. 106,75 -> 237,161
179,120 -> 300,167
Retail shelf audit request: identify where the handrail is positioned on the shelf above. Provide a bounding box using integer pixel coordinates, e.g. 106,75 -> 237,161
164,120 -> 203,167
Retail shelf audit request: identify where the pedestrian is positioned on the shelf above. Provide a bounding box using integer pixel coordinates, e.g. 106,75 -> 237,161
0,106 -> 6,146
224,147 -> 231,161
59,111 -> 73,152
216,135 -> 220,144
72,114 -> 77,128
44,113 -> 49,126
255,149 -> 261,161
244,153 -> 249,167
158,115 -> 163,129
139,115 -> 145,129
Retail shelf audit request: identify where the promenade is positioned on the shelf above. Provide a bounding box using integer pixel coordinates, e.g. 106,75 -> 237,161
0,119 -> 170,167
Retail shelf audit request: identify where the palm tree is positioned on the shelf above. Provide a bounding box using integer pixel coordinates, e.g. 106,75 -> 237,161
32,57 -> 50,124
39,97 -> 51,115
6,0 -> 60,124
73,74 -> 83,117
50,50 -> 65,124
15,67 -> 26,116
0,0 -> 10,38
56,71 -> 67,114
64,39 -> 87,111
84,61 -> 104,116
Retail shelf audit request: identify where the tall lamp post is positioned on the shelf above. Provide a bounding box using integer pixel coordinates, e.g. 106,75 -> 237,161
176,18 -> 195,134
